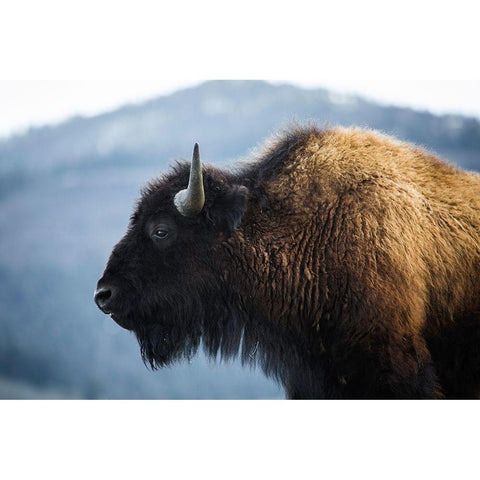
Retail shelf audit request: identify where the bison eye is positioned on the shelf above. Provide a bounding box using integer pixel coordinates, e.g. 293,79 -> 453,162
152,228 -> 169,239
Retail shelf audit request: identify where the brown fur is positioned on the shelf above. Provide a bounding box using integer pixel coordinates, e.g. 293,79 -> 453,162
224,126 -> 480,398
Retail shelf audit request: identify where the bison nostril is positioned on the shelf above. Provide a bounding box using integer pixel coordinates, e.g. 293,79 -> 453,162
94,286 -> 114,312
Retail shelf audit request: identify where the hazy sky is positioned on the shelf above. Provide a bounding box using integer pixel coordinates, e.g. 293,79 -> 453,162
1,80 -> 479,139
2,1 -> 479,142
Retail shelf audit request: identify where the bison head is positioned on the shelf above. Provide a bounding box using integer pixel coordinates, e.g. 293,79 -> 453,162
94,145 -> 250,367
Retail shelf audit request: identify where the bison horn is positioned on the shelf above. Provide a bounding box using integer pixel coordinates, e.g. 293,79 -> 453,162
174,143 -> 205,217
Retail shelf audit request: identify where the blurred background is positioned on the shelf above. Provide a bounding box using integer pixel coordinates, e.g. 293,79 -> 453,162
1,79 -> 479,399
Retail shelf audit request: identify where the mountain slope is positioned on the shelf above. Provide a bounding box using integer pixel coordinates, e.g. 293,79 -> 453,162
2,80 -> 480,177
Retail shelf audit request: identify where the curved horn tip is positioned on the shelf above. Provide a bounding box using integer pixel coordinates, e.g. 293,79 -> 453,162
191,143 -> 200,169
173,142 -> 205,217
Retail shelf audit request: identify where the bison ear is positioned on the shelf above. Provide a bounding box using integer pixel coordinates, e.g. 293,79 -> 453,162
206,185 -> 249,236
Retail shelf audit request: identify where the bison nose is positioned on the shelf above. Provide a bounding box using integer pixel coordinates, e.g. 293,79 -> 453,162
94,285 -> 117,313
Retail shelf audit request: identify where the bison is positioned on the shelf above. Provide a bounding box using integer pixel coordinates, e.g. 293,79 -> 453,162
94,126 -> 480,399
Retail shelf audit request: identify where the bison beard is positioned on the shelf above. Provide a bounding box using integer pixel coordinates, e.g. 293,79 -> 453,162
131,279 -> 319,395
95,125 -> 480,399
134,300 -> 203,369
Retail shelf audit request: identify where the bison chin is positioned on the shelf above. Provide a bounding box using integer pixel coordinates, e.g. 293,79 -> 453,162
109,313 -> 134,331
134,320 -> 202,369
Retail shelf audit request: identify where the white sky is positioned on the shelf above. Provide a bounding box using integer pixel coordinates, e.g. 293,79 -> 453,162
1,80 -> 479,139
1,1 -> 479,138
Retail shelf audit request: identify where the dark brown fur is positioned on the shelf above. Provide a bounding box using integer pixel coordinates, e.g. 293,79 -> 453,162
96,126 -> 480,399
